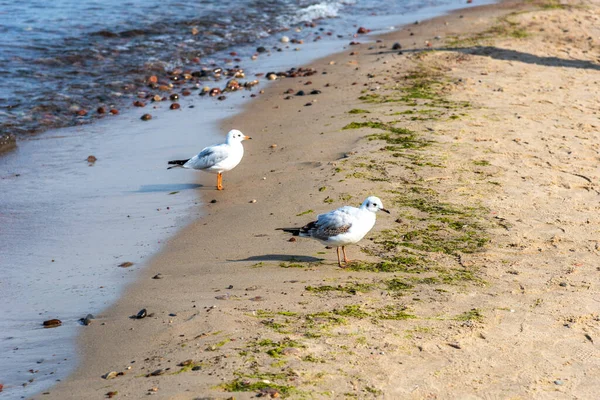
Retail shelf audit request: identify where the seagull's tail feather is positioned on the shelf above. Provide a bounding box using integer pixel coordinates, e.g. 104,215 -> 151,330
167,159 -> 190,169
276,227 -> 302,236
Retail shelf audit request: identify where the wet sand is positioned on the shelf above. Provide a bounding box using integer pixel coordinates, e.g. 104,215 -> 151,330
39,0 -> 600,398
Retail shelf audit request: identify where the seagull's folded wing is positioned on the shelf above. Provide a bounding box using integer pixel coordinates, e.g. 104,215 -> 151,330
187,144 -> 230,169
313,207 -> 355,240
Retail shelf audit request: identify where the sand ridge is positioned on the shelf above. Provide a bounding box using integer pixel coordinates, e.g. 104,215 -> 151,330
41,0 -> 600,398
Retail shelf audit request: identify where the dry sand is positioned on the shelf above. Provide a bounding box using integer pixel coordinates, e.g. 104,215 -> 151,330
40,0 -> 600,398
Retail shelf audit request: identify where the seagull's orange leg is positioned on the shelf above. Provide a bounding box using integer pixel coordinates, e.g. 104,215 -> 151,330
336,247 -> 344,268
342,246 -> 351,264
217,172 -> 223,190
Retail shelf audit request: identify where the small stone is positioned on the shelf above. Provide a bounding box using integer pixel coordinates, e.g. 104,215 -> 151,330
140,114 -> 152,121
43,319 -> 62,328
227,285 -> 233,289
217,95 -> 226,101
182,90 -> 191,96
210,199 -> 217,204
191,366 -> 201,371
257,46 -> 267,53
118,261 -> 134,268
81,314 -> 94,326
170,103 -> 180,110
304,102 -> 312,106
357,27 -> 369,34
76,109 -> 88,116
97,107 -> 106,114
249,296 -> 264,301
148,76 -> 158,84
310,90 -> 321,95
136,309 -> 147,319
250,199 -> 257,203
267,73 -> 277,81
559,282 -> 567,287
269,144 -> 277,149
133,100 -> 145,107
392,42 -> 402,50
170,93 -> 179,101
288,237 -> 296,242
554,380 -> 563,385
152,273 -> 163,279
87,155 -> 97,163
280,36 -> 290,43
152,94 -> 162,102
296,90 -> 305,96
149,369 -> 164,376
103,371 -> 118,380
106,391 -> 117,399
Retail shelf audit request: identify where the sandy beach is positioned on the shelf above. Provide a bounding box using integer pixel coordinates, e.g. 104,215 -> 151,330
37,0 -> 600,398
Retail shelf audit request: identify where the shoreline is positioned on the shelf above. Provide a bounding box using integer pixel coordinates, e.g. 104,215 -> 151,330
34,0 -> 600,398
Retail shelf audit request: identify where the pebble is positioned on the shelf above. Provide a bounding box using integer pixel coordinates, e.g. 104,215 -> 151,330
87,155 -> 97,163
43,319 -> 62,328
152,273 -> 163,279
96,107 -> 106,114
103,371 -> 118,380
392,42 -> 402,50
559,282 -> 567,287
257,46 -> 267,53
310,90 -> 321,95
288,237 -> 296,242
140,114 -> 152,121
118,261 -> 134,268
269,144 -> 277,148
210,199 -> 217,204
136,309 -> 147,319
152,94 -> 162,102
182,89 -> 191,96
296,90 -> 305,96
170,93 -> 179,101
554,380 -> 564,385
280,36 -> 290,43
76,109 -> 88,116
304,102 -> 312,106
80,314 -> 94,326
357,27 -> 370,34
250,199 -> 257,203
170,103 -> 180,110
267,73 -> 277,80
133,100 -> 145,107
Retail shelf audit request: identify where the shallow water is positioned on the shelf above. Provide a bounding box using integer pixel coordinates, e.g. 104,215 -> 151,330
0,0 -> 492,398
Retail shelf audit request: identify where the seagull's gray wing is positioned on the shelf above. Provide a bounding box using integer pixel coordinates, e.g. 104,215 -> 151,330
307,206 -> 355,240
186,144 -> 230,170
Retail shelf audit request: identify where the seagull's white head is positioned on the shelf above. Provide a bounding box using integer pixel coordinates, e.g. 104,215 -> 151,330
361,196 -> 390,214
226,129 -> 252,144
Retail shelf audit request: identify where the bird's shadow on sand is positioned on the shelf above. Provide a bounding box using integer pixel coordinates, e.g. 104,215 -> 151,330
230,254 -> 324,263
135,183 -> 203,193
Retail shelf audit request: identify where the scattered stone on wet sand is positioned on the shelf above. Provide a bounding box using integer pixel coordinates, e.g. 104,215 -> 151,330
140,114 -> 152,121
257,46 -> 267,53
87,155 -> 97,163
267,73 -> 277,81
118,261 -> 134,268
182,89 -> 191,96
76,109 -> 88,116
280,36 -> 290,43
103,371 -> 118,380
133,100 -> 145,107
170,103 -> 180,110
148,369 -> 165,377
217,95 -> 226,101
170,93 -> 179,101
152,273 -> 163,279
392,42 -> 402,50
136,309 -> 147,319
43,319 -> 62,328
152,94 -> 162,102
356,26 -> 370,34
96,107 -> 106,114
80,314 -> 94,326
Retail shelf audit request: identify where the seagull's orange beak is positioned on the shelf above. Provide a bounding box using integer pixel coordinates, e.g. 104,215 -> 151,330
244,135 -> 252,140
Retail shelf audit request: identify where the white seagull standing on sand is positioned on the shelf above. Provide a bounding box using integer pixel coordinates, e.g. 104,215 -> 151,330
278,196 -> 390,268
168,129 -> 251,190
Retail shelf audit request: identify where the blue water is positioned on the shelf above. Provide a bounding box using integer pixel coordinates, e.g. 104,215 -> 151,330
0,0 -> 492,398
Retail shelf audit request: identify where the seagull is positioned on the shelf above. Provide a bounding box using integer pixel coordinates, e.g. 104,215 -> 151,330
168,129 -> 251,190
277,196 -> 390,267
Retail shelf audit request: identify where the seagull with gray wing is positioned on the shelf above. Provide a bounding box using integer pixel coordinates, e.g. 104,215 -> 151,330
278,196 -> 390,268
168,129 -> 251,190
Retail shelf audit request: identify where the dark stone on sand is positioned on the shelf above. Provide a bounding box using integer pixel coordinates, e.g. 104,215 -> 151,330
152,273 -> 163,279
227,285 -> 234,289
43,319 -> 62,328
136,309 -> 147,319
140,114 -> 152,121
170,103 -> 180,110
133,100 -> 145,107
310,90 -> 321,95
392,42 -> 402,50
217,95 -> 226,101
109,109 -> 119,115
182,90 -> 191,96
192,366 -> 201,371
80,314 -> 94,326
76,109 -> 88,116
288,237 -> 296,242
170,93 -> 179,101
149,369 -> 165,376
97,107 -> 106,114
87,155 -> 97,163
357,27 -> 370,34
210,199 -> 217,203
296,90 -> 305,96
304,102 -> 312,106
